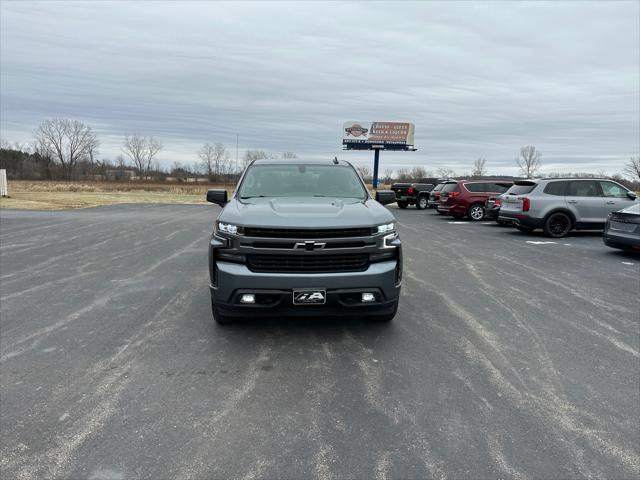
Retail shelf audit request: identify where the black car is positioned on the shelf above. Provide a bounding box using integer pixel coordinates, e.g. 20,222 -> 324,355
206,158 -> 402,324
427,182 -> 448,208
484,193 -> 508,224
603,203 -> 640,251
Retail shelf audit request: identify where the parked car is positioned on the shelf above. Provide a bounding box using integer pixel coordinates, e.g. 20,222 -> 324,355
206,158 -> 402,324
391,178 -> 438,209
499,178 -> 638,238
603,202 -> 640,251
427,182 -> 450,209
484,193 -> 509,224
437,180 -> 513,220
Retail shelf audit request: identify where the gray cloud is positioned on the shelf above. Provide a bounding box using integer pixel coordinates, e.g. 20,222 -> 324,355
1,1 -> 638,175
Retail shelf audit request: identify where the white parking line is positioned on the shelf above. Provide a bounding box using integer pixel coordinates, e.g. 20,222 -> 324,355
621,261 -> 635,265
526,241 -> 557,245
447,222 -> 467,224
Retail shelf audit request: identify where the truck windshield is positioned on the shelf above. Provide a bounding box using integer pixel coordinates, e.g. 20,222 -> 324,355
239,164 -> 368,199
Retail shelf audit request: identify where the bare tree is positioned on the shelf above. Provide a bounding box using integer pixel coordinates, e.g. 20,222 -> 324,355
282,152 -> 297,159
472,158 -> 487,177
410,166 -> 427,179
33,118 -> 98,179
146,137 -> 162,178
517,145 -> 542,178
199,143 -> 215,177
122,134 -> 146,175
356,165 -> 371,180
32,136 -> 55,179
396,168 -> 411,182
199,142 -> 230,178
436,167 -> 456,179
243,149 -> 272,168
122,134 -> 162,178
87,136 -> 100,177
382,168 -> 394,184
624,156 -> 640,182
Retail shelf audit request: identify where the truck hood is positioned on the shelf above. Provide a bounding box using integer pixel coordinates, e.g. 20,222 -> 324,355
218,196 -> 394,229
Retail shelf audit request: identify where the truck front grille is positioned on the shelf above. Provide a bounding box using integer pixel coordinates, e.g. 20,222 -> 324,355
244,227 -> 372,238
246,253 -> 369,273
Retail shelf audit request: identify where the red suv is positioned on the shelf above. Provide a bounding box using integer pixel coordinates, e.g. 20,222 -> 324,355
438,180 -> 513,220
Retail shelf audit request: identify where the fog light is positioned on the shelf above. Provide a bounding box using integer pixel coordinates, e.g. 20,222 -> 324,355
240,294 -> 255,304
362,293 -> 375,303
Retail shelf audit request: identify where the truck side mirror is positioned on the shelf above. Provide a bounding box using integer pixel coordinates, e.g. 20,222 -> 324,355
627,191 -> 637,200
206,189 -> 228,207
375,190 -> 396,205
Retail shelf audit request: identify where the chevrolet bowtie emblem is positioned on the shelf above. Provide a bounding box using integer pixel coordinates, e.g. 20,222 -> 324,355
294,240 -> 326,251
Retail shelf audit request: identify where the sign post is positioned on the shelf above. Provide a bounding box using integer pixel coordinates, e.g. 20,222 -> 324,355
342,121 -> 416,188
373,148 -> 380,188
0,169 -> 8,197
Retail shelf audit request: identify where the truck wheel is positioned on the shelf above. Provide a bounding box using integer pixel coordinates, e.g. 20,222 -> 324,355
212,300 -> 233,325
397,201 -> 408,209
416,195 -> 428,210
543,212 -> 572,238
369,300 -> 398,323
468,204 -> 485,221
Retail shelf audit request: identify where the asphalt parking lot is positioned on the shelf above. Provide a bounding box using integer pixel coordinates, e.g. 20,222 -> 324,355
1,204 -> 638,479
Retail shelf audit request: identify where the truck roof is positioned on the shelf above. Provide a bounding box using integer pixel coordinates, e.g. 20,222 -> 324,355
252,158 -> 352,166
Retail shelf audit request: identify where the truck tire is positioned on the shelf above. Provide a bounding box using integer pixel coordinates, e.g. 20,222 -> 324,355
397,201 -> 408,209
416,195 -> 428,210
467,203 -> 485,221
212,300 -> 233,325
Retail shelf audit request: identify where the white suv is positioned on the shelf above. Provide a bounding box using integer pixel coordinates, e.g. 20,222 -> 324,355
499,178 -> 638,238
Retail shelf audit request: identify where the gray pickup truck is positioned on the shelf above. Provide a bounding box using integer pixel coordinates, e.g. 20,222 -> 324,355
206,158 -> 402,324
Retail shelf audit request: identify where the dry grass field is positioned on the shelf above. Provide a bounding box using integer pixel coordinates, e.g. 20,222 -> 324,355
0,180 -> 387,210
0,180 -> 236,210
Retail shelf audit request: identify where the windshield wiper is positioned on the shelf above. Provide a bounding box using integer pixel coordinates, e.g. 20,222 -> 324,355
240,195 -> 266,199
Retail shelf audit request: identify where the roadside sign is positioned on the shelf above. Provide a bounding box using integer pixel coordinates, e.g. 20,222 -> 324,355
341,121 -> 417,188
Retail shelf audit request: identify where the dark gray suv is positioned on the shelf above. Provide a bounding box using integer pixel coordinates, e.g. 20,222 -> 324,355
205,159 -> 402,324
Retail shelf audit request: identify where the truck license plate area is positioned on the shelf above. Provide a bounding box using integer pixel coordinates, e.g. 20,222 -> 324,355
293,289 -> 326,305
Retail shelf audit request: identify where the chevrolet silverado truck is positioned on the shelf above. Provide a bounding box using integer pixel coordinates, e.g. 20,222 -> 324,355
390,178 -> 438,209
206,158 -> 402,324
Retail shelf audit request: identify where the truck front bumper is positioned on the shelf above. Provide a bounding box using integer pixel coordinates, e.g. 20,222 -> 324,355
210,260 -> 401,318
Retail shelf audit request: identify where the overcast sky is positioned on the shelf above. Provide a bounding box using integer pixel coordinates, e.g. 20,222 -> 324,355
1,1 -> 638,175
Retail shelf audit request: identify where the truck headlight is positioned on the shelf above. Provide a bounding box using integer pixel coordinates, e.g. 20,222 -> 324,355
216,221 -> 241,235
376,222 -> 395,234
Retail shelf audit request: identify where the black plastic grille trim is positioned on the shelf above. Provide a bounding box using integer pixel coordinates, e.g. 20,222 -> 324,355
243,227 -> 373,238
247,254 -> 369,273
